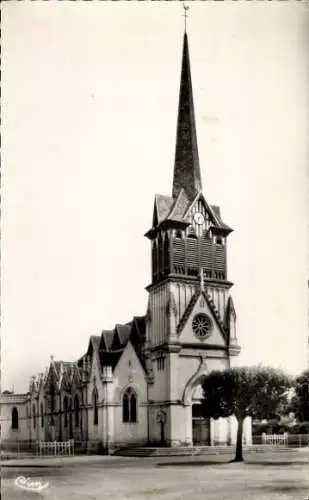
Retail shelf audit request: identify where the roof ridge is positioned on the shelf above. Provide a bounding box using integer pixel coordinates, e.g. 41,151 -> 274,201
177,293 -> 198,334
203,290 -> 228,340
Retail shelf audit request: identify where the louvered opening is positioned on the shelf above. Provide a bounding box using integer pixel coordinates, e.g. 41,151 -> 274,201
186,239 -> 198,267
214,245 -> 225,271
173,239 -> 185,267
200,239 -> 213,268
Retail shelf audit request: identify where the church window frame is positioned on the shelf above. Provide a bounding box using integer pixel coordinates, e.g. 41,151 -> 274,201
122,387 -> 137,424
216,236 -> 223,245
93,388 -> 98,426
175,229 -> 183,239
187,230 -> 197,239
11,407 -> 19,430
192,313 -> 213,340
74,394 -> 80,428
50,387 -> 55,426
63,395 -> 69,428
156,356 -> 165,371
40,402 -> 44,428
32,403 -> 36,429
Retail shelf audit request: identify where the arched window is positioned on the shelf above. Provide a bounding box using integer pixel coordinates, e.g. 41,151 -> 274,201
187,231 -> 197,239
164,233 -> 169,273
50,388 -> 55,426
40,402 -> 44,428
11,407 -> 19,429
93,389 -> 98,426
175,230 -> 182,239
74,394 -> 79,427
32,404 -> 36,429
122,388 -> 137,423
64,396 -> 68,428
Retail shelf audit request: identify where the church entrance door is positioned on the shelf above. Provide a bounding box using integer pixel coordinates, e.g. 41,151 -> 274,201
160,421 -> 165,446
156,411 -> 167,447
192,404 -> 210,446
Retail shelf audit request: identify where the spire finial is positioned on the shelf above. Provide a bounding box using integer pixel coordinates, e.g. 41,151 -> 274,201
183,2 -> 189,33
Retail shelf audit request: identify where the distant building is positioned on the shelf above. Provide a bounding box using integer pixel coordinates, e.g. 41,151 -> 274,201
0,29 -> 251,450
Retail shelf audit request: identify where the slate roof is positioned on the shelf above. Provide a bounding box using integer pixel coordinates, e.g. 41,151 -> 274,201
89,336 -> 101,351
173,33 -> 202,201
78,316 -> 147,375
100,331 -> 114,351
145,32 -> 233,238
115,323 -> 132,345
154,195 -> 174,225
149,191 -> 232,235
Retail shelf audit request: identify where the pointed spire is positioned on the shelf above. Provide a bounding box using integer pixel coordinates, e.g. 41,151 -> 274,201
173,31 -> 202,201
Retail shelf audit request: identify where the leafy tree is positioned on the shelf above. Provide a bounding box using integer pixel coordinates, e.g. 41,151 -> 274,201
201,366 -> 292,462
290,370 -> 309,422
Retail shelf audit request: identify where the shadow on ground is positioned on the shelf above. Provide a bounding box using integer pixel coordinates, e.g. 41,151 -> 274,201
1,464 -> 62,468
156,461 -> 231,467
257,484 -> 308,494
156,460 -> 308,468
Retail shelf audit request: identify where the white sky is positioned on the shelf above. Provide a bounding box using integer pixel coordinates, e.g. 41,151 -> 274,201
2,1 -> 309,393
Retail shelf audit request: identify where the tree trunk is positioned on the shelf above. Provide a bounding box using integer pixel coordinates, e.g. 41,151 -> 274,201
233,417 -> 244,462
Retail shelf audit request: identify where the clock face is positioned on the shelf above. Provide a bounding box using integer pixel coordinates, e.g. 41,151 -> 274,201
194,212 -> 205,225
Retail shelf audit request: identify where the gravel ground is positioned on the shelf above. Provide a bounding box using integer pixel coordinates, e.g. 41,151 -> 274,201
1,450 -> 308,500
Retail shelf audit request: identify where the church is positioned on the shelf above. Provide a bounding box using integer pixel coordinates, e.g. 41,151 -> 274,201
1,30 -> 252,451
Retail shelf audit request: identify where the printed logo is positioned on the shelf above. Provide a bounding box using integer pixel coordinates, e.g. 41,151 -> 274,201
15,476 -> 49,492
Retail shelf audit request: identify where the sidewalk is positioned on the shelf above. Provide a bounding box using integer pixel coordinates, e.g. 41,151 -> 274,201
1,454 -> 142,468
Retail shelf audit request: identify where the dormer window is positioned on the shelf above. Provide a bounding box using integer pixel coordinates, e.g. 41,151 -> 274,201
216,237 -> 222,245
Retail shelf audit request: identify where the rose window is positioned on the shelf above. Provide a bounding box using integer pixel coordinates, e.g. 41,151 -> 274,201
192,313 -> 213,339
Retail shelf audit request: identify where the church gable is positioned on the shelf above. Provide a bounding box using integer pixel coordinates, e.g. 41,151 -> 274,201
43,361 -> 61,393
177,291 -> 227,347
184,193 -> 232,236
113,341 -> 147,403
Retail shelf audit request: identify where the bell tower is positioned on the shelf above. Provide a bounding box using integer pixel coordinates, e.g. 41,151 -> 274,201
145,29 -> 240,446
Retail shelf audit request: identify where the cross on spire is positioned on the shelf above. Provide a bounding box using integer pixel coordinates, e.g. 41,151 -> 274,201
183,2 -> 190,33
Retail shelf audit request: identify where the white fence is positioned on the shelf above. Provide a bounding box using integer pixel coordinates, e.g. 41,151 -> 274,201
36,439 -> 74,457
262,433 -> 288,446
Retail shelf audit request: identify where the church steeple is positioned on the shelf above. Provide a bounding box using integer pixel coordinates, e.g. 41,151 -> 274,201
173,32 -> 202,201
